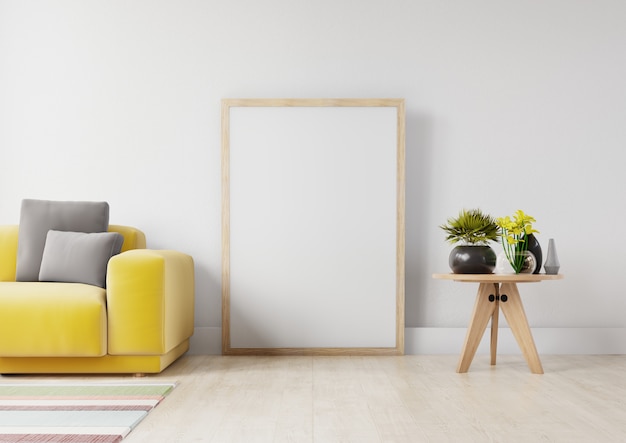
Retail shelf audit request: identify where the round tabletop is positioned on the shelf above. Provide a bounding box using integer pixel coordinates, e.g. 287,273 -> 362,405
432,273 -> 564,283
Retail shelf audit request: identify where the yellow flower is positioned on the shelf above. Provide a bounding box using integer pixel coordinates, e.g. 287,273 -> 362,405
511,226 -> 524,236
506,235 -> 518,244
498,209 -> 540,273
524,224 -> 538,235
515,209 -> 536,226
496,216 -> 517,231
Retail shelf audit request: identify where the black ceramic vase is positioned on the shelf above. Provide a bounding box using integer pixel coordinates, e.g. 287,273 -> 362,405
449,245 -> 497,274
525,233 -> 542,274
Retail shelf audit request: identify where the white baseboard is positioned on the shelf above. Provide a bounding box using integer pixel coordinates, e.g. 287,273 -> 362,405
188,327 -> 626,355
405,327 -> 626,355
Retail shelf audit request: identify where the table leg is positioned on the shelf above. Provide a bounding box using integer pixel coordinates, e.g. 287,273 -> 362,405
499,282 -> 544,374
457,283 -> 498,373
490,283 -> 499,366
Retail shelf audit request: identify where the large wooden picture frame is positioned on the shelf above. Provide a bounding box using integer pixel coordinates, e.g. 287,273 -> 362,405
222,98 -> 405,355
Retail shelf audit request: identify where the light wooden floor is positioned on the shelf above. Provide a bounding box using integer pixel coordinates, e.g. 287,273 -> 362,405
3,354 -> 626,442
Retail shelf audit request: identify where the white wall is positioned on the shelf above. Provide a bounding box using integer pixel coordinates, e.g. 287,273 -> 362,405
1,0 -> 625,354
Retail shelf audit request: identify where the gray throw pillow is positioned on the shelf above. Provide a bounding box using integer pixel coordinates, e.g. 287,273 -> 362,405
16,199 -> 110,281
39,230 -> 124,288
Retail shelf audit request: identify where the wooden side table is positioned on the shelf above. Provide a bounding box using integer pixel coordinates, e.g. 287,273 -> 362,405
432,273 -> 564,374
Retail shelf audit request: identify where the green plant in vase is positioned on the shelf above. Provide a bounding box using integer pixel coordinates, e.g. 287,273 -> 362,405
496,210 -> 539,274
440,209 -> 500,274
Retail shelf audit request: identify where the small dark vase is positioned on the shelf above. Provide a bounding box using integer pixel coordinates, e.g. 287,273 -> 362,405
449,245 -> 497,274
525,234 -> 542,274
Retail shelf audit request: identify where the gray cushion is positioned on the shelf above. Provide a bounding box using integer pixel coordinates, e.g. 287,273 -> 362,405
16,199 -> 110,281
39,230 -> 124,288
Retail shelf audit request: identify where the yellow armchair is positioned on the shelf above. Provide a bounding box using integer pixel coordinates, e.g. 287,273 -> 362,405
0,224 -> 194,375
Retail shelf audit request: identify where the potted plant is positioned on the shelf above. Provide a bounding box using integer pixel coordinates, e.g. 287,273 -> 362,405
440,208 -> 499,274
496,209 -> 540,274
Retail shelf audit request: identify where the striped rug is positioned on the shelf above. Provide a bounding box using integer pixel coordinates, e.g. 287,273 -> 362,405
0,382 -> 176,442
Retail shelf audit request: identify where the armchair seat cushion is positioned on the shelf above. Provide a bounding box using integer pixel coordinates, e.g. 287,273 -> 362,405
0,282 -> 107,357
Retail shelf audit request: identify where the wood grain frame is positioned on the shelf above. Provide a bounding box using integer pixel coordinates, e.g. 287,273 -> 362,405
222,98 -> 405,355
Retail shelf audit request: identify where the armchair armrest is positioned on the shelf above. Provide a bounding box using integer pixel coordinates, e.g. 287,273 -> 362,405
0,225 -> 19,282
106,249 -> 194,355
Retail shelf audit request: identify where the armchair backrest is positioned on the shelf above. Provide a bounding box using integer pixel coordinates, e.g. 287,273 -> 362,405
0,225 -> 145,282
